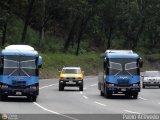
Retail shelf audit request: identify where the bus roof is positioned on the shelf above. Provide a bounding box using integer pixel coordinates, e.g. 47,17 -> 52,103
5,45 -> 34,51
105,50 -> 133,54
1,45 -> 38,56
101,53 -> 139,59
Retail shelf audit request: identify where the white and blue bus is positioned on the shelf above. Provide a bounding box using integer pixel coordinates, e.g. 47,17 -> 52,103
0,45 -> 42,102
98,50 -> 143,99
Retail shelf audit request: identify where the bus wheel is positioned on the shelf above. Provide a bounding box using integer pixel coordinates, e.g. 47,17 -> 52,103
106,92 -> 112,98
100,91 -> 104,96
28,96 -> 37,102
133,93 -> 138,99
0,95 -> 7,101
125,93 -> 131,99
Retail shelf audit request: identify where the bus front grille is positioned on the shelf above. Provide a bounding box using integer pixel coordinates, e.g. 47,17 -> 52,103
117,79 -> 129,87
12,80 -> 26,87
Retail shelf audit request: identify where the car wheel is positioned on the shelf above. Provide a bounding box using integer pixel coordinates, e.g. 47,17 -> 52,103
142,84 -> 145,89
79,82 -> 83,91
59,83 -> 64,91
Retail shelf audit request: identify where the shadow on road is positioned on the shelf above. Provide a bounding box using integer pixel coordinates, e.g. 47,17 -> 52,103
91,94 -> 139,100
1,97 -> 30,102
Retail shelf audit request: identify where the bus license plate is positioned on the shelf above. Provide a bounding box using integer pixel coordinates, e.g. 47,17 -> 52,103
16,92 -> 22,95
121,88 -> 126,91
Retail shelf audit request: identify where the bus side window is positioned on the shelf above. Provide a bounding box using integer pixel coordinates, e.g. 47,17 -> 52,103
104,59 -> 109,74
0,56 -> 2,68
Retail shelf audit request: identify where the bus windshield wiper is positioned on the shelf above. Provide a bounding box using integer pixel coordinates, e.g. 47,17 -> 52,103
20,68 -> 30,77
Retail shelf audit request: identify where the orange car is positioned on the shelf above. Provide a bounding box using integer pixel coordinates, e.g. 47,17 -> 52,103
59,67 -> 84,91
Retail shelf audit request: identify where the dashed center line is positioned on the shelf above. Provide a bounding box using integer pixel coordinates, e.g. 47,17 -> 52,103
83,95 -> 88,99
139,97 -> 147,101
33,102 -> 79,120
90,84 -> 97,87
94,101 -> 106,107
40,83 -> 58,90
124,110 -> 140,114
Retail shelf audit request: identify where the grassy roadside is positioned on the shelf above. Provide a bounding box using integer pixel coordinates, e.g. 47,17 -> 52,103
39,52 -> 159,79
39,53 -> 100,79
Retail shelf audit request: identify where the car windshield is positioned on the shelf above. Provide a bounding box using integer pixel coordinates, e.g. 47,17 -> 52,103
144,71 -> 160,77
108,58 -> 139,76
62,68 -> 81,74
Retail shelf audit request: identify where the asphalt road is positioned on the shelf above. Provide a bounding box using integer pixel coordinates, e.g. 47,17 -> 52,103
0,76 -> 160,120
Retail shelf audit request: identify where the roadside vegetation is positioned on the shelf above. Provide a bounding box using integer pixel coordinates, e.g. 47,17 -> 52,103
0,0 -> 159,78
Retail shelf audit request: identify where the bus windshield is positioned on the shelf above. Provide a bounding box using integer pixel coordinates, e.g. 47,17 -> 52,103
108,58 -> 139,76
0,55 -> 38,76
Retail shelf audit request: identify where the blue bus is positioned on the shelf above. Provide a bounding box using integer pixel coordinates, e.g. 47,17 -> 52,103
98,50 -> 143,99
0,45 -> 42,102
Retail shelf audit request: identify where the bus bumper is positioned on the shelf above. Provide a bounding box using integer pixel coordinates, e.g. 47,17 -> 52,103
0,86 -> 39,96
106,86 -> 140,94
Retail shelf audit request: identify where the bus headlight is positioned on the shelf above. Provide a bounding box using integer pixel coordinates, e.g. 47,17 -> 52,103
108,84 -> 114,86
133,84 -> 139,87
30,86 -> 37,89
1,85 -> 8,88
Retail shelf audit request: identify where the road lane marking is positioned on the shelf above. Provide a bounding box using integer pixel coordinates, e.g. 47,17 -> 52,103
33,102 -> 79,120
90,84 -> 97,87
83,95 -> 88,99
124,110 -> 140,114
39,83 -> 58,90
84,87 -> 86,90
139,97 -> 147,101
94,101 -> 106,107
80,91 -> 83,94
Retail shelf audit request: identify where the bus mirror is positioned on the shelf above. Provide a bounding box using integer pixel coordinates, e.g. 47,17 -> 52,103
139,58 -> 143,68
38,56 -> 42,68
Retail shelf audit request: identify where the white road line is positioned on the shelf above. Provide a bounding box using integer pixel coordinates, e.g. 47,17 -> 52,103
139,97 -> 147,101
83,95 -> 88,99
124,110 -> 140,114
80,91 -> 83,94
84,88 -> 86,90
33,102 -> 79,120
39,83 -> 58,90
90,84 -> 97,87
94,101 -> 106,107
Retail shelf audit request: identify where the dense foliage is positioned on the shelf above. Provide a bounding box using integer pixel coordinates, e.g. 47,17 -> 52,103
0,0 -> 160,55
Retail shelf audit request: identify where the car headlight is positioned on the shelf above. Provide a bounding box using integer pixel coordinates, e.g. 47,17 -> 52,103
60,77 -> 64,80
77,77 -> 82,80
